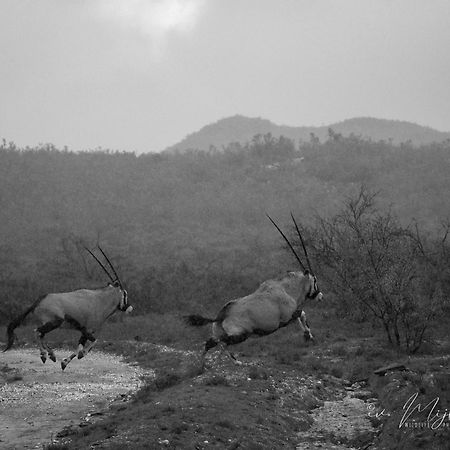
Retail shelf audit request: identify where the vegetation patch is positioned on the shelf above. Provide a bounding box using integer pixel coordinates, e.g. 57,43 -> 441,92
2,135 -> 449,449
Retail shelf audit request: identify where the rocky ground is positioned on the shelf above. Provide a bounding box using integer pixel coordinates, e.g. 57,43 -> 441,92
28,344 -> 382,449
2,340 -> 447,449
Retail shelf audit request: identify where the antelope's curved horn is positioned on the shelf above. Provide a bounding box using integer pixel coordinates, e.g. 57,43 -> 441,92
291,212 -> 314,274
266,214 -> 306,272
85,247 -> 115,283
97,245 -> 122,286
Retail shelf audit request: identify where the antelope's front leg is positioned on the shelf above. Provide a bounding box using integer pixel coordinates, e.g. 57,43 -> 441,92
61,332 -> 95,370
77,337 -> 97,359
76,329 -> 96,359
61,339 -> 84,370
45,344 -> 57,363
297,311 -> 314,341
61,351 -> 77,371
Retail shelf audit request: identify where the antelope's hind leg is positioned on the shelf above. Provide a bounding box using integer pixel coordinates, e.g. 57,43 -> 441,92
202,322 -> 247,366
200,322 -> 224,368
218,319 -> 250,365
221,333 -> 249,365
35,318 -> 64,363
202,339 -> 242,366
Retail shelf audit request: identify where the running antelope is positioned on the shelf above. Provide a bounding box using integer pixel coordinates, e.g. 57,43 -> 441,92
185,214 -> 323,363
3,246 -> 132,370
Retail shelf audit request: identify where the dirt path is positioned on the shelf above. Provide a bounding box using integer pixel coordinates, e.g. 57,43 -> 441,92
0,347 -> 154,450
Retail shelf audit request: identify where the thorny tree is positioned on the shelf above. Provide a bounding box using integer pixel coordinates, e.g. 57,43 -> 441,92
310,187 -> 449,352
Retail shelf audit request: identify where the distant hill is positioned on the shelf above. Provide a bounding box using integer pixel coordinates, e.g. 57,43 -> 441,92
164,115 -> 450,153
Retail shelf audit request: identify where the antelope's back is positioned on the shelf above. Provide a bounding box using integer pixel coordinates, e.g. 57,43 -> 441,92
223,282 -> 297,332
35,288 -> 116,327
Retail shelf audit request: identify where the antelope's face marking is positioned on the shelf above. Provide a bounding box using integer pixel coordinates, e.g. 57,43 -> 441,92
120,289 -> 133,313
110,283 -> 132,313
306,274 -> 323,300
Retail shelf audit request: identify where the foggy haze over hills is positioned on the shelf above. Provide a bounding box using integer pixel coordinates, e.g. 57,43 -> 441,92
164,116 -> 450,154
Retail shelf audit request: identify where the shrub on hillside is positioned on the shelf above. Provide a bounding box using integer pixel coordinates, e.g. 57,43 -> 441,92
309,187 -> 449,353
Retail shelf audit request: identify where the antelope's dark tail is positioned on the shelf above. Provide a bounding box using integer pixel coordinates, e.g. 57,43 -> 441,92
3,296 -> 44,351
184,314 -> 216,327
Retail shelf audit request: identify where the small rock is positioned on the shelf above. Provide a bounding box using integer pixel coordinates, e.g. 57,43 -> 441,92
352,390 -> 373,401
374,363 -> 407,376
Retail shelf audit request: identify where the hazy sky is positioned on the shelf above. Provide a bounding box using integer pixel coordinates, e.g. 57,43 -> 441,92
1,0 -> 449,153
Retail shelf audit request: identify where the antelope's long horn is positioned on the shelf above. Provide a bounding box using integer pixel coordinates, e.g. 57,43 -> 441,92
85,247 -> 115,283
266,214 -> 306,272
291,212 -> 314,274
97,245 -> 121,286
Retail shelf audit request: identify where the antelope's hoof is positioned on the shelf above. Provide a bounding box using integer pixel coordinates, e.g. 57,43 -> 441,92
49,354 -> 56,362
304,331 -> 313,341
61,360 -> 68,371
40,355 -> 47,364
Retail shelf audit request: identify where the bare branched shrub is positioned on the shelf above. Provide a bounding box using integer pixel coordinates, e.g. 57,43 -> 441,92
310,187 -> 449,352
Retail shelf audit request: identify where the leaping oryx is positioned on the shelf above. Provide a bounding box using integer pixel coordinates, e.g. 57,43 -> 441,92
185,214 -> 323,363
3,246 -> 133,370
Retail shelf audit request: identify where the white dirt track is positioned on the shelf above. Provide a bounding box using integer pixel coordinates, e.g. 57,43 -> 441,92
0,347 -> 153,450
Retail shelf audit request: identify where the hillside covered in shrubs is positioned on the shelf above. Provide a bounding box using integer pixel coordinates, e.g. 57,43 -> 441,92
1,132 -> 449,349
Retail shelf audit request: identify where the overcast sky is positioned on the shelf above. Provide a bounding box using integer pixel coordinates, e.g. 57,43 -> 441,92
1,0 -> 449,153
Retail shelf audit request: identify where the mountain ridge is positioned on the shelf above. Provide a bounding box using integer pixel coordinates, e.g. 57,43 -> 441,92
164,115 -> 450,153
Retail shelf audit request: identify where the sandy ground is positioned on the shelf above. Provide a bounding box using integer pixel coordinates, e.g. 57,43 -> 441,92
0,347 -> 154,450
